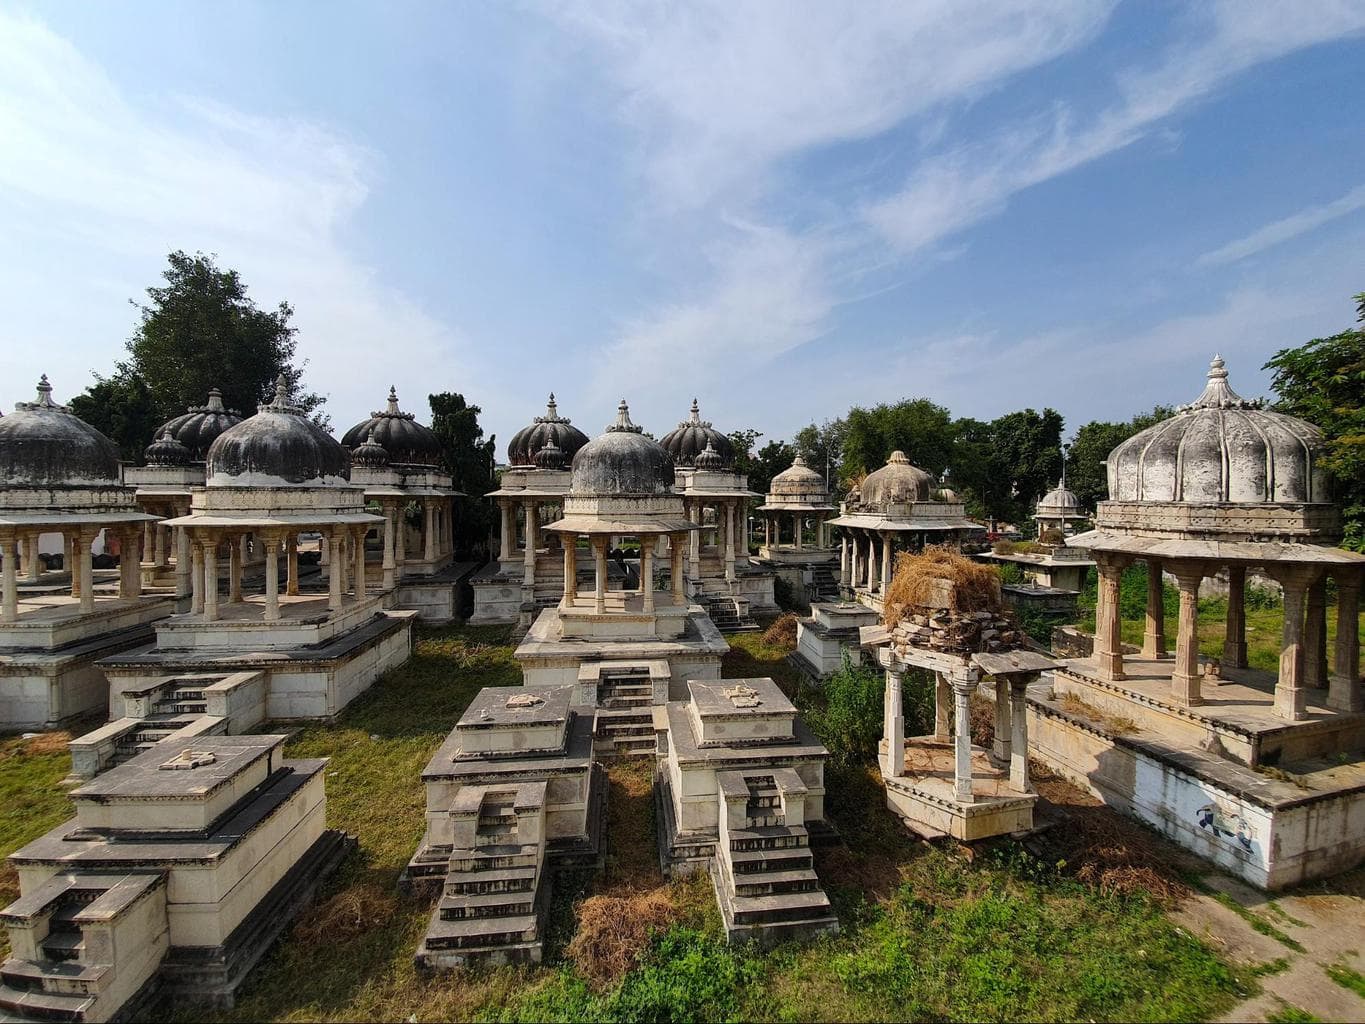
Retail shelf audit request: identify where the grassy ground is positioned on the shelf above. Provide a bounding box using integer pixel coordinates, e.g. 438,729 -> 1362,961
0,623 -> 1258,1022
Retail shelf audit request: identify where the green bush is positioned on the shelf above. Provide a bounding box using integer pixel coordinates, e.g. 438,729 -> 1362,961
805,656 -> 885,767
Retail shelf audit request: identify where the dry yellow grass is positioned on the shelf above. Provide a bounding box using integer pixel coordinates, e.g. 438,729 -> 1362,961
883,546 -> 1001,628
762,613 -> 799,649
566,887 -> 681,989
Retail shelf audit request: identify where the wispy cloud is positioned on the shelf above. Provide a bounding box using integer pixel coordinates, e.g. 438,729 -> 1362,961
0,11 -> 464,426
1196,183 -> 1365,266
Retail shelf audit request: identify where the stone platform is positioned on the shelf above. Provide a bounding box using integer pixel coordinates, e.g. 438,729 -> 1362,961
1030,657 -> 1365,889
883,739 -> 1038,841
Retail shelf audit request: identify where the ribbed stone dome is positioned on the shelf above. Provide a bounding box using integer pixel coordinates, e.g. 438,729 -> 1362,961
694,441 -> 725,471
0,375 -> 123,488
533,439 -> 566,470
860,451 -> 933,505
341,387 -> 443,468
1107,356 -> 1328,504
154,388 -> 243,462
570,401 -> 675,496
351,430 -> 390,469
206,377 -> 350,487
1036,481 -> 1082,514
508,394 -> 590,467
144,430 -> 192,467
660,399 -> 735,468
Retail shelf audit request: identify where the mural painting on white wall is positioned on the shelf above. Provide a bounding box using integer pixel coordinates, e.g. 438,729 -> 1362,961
1197,801 -> 1256,853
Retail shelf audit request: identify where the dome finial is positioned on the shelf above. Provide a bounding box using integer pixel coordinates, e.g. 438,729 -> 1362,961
1188,353 -> 1252,410
387,386 -> 400,414
609,398 -> 642,433
546,393 -> 558,418
35,374 -> 55,408
205,387 -> 225,412
689,398 -> 701,425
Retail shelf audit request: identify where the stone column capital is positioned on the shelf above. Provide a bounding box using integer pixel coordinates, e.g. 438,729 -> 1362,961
1264,563 -> 1327,590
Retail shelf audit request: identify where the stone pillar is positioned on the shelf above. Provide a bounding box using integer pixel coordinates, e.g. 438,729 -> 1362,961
1268,566 -> 1316,721
203,538 -> 219,621
394,508 -> 407,575
840,535 -> 850,586
263,533 -> 281,622
1142,559 -> 1166,658
228,536 -> 243,603
881,533 -> 893,592
66,533 -> 79,599
992,677 -> 1011,765
934,672 -> 951,742
522,500 -> 537,587
883,667 -> 904,778
191,540 -> 205,615
850,537 -> 861,592
1170,564 -> 1205,706
1009,678 -> 1031,793
642,540 -> 655,613
1224,565 -> 1248,669
239,534 -> 250,571
78,530 -> 94,613
951,673 -> 975,803
593,537 -> 607,614
1329,568 -> 1362,713
142,520 -> 153,563
153,522 -> 167,567
0,534 -> 17,622
764,517 -> 772,550
382,504 -> 397,590
25,536 -> 41,581
118,527 -> 141,599
671,532 -> 686,604
328,531 -> 344,611
286,535 -> 300,596
1093,554 -> 1127,681
353,528 -> 367,598
562,537 -> 577,603
688,502 -> 701,580
867,534 -> 879,593
793,512 -> 803,551
175,527 -> 191,599
424,501 -> 437,562
499,501 -> 513,563
1304,577 -> 1328,690
724,502 -> 737,582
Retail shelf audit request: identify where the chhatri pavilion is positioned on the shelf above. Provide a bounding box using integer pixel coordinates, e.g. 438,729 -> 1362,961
755,453 -> 840,604
1032,356 -> 1365,889
96,377 -> 415,728
343,387 -> 466,621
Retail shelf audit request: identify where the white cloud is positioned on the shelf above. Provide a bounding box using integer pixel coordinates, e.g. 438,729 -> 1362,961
1196,183 -> 1365,266
0,12 -> 466,430
865,1 -> 1365,253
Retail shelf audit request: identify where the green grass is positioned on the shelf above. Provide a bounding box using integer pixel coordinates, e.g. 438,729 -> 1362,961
1250,957 -> 1291,977
1266,1001 -> 1323,1023
1199,888 -> 1306,953
1325,960 -> 1365,998
0,622 -> 1254,1022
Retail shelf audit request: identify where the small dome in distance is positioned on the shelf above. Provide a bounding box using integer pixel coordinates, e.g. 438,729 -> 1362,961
351,430 -> 390,469
154,387 -> 243,462
659,398 -> 735,468
694,440 -> 725,471
144,430 -> 191,467
341,386 -> 443,467
508,393 -> 590,467
534,439 -> 566,470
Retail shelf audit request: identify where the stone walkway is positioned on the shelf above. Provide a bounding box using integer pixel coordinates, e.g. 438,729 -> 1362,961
1172,870 -> 1365,1022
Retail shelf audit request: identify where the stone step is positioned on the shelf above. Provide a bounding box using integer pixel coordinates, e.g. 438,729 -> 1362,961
438,890 -> 536,920
729,848 -> 814,873
727,825 -> 809,852
596,721 -> 653,738
731,868 -> 822,897
744,814 -> 785,829
445,866 -> 537,896
728,888 -> 833,926
39,934 -> 82,963
421,912 -> 539,951
0,979 -> 96,1022
447,845 -> 539,873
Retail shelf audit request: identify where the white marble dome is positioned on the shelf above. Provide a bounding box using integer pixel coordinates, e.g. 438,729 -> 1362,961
1036,482 -> 1083,515
569,400 -> 674,497
1107,356 -> 1328,505
860,451 -> 933,505
206,377 -> 350,487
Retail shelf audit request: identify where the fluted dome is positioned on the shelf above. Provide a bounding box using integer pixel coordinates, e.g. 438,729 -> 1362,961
694,441 -> 725,471
1107,356 -> 1327,505
144,430 -> 191,467
154,388 -> 243,462
341,387 -> 442,468
508,394 -> 590,468
351,430 -> 390,469
860,451 -> 933,505
533,440 -> 566,470
660,399 -> 734,468
0,375 -> 122,488
772,454 -> 823,490
570,401 -> 674,496
1036,481 -> 1082,515
206,377 -> 350,487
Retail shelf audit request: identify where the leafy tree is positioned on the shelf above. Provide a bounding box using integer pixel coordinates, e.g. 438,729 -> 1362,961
749,439 -> 795,496
793,417 -> 847,495
429,392 -> 498,560
1066,406 -> 1174,512
1265,291 -> 1365,551
946,409 -> 1062,527
841,398 -> 955,484
70,250 -> 324,457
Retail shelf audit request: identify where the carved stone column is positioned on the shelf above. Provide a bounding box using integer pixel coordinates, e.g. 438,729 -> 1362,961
951,671 -> 976,803
228,535 -> 243,603
883,667 -> 904,779
499,500 -> 513,563
0,533 -> 17,622
77,529 -> 95,614
934,671 -> 952,742
593,537 -> 607,614
353,527 -> 367,599
202,535 -> 219,621
642,540 -> 655,613
175,525 -> 191,599
1142,558 -> 1166,658
263,531 -> 281,622
1170,563 -> 1207,706
286,534 -> 299,596
992,677 -> 1011,765
1267,565 -> 1320,721
424,501 -> 438,562
840,534 -> 850,585
1092,553 -> 1129,681
724,501 -> 737,582
191,539 -> 205,615
382,502 -> 397,591
1304,577 -> 1328,690
562,536 -> 577,604
671,532 -> 686,605
1329,567 -> 1362,713
1009,677 -> 1032,793
1224,565 -> 1248,669
881,532 -> 893,592
328,530 -> 344,612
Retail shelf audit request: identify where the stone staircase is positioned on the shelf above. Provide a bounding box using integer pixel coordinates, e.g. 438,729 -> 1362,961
712,770 -> 838,946
807,565 -> 840,602
416,783 -> 549,969
0,873 -> 168,1023
593,670 -> 656,757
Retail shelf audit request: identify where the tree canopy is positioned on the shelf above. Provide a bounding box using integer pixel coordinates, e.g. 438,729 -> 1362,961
1064,406 -> 1173,513
792,418 -> 847,493
429,392 -> 498,559
841,399 -> 955,486
69,250 -> 324,459
1265,291 -> 1365,551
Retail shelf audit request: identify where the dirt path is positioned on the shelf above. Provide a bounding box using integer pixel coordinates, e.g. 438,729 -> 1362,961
1172,870 -> 1365,1022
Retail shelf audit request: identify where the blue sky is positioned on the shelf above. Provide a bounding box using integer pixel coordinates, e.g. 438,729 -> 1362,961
2,1 -> 1364,454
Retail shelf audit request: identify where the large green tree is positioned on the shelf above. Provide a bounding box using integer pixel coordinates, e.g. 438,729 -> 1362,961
70,250 -> 324,458
429,392 -> 498,559
841,398 -> 955,485
792,417 -> 847,495
949,409 -> 1064,527
1066,406 -> 1174,513
1265,291 -> 1365,551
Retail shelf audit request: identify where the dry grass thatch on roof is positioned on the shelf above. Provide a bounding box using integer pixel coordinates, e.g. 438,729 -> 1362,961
883,546 -> 1001,629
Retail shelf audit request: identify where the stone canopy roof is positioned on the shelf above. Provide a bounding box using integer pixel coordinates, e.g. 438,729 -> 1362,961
507,394 -> 590,468
659,399 -> 735,468
341,387 -> 443,468
206,377 -> 351,488
0,375 -> 123,489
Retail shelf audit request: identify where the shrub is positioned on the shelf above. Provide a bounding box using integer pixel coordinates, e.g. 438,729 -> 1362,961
761,613 -> 799,649
806,656 -> 885,767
